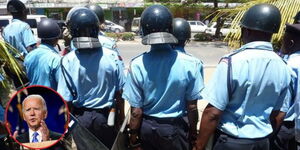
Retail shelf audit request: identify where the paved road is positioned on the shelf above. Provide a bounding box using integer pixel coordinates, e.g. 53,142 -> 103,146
117,38 -> 230,68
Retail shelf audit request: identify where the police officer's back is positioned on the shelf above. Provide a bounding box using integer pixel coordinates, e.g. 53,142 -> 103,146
57,8 -> 124,149
85,4 -> 125,69
272,24 -> 300,150
123,5 -> 204,150
172,18 -> 204,76
194,4 -> 293,150
172,18 -> 191,53
24,18 -> 61,90
2,0 -> 36,58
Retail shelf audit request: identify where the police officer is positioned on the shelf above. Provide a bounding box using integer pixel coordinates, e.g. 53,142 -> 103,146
2,0 -> 36,58
194,4 -> 293,150
172,18 -> 191,53
24,18 -> 61,90
172,17 -> 204,86
122,5 -> 204,150
85,4 -> 125,69
272,24 -> 300,150
57,8 -> 125,149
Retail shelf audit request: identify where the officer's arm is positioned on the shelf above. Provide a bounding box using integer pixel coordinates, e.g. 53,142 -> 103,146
187,100 -> 198,145
270,110 -> 286,134
115,90 -> 125,128
129,107 -> 142,148
194,104 -> 223,150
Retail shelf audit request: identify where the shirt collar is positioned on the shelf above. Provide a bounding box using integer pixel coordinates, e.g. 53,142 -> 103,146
29,128 -> 42,142
174,46 -> 186,53
150,44 -> 173,51
286,50 -> 300,60
12,19 -> 23,23
235,41 -> 273,52
39,43 -> 59,54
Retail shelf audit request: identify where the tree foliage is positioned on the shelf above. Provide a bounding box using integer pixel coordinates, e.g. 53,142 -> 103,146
210,0 -> 300,48
0,40 -> 26,88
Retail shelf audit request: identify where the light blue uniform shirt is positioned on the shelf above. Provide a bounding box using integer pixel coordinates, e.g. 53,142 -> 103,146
57,47 -> 125,109
0,105 -> 4,121
284,51 -> 300,121
24,44 -> 61,90
174,45 -> 186,53
174,45 -> 204,77
0,74 -> 4,121
70,32 -> 125,70
123,44 -> 204,118
0,73 -> 4,82
2,19 -> 36,57
98,33 -> 125,70
202,41 -> 293,138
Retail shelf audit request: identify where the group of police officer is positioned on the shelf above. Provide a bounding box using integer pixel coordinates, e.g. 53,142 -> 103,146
1,0 -> 300,150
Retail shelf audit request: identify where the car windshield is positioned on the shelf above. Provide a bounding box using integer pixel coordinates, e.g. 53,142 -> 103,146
25,19 -> 37,28
0,20 -> 9,28
189,22 -> 196,25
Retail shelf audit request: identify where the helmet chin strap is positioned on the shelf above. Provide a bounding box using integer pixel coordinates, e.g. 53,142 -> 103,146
73,37 -> 102,49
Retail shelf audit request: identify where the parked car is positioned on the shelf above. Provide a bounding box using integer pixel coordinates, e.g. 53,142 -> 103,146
0,15 -> 47,39
131,17 -> 140,34
104,20 -> 125,33
187,20 -> 207,33
205,22 -> 234,36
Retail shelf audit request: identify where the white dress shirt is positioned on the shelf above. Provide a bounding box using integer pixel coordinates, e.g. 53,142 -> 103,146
29,128 -> 42,143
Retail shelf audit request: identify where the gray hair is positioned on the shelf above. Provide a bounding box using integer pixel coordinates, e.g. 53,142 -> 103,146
22,94 -> 47,113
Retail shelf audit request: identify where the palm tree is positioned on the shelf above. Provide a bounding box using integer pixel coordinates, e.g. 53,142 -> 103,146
211,0 -> 300,48
0,40 -> 26,88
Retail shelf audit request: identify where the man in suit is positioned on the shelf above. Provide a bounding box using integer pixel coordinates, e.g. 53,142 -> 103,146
15,94 -> 65,149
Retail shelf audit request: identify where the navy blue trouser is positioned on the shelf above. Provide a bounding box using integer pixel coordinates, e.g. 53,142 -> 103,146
270,121 -> 296,150
72,108 -> 117,150
140,115 -> 190,150
213,130 -> 269,150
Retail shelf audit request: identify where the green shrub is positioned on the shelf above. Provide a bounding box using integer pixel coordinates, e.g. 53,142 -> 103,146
105,32 -> 121,41
105,32 -> 135,41
193,33 -> 213,41
121,32 -> 135,41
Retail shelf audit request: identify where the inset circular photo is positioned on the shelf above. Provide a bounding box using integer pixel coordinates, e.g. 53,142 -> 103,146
5,85 -> 69,149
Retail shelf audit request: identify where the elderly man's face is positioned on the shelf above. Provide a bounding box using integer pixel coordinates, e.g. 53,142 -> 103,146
23,98 -> 47,130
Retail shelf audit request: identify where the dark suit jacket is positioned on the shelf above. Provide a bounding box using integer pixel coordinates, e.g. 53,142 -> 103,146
16,131 -> 66,150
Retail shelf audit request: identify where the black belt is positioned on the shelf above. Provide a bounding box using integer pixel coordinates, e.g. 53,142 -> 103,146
143,115 -> 187,126
73,107 -> 110,116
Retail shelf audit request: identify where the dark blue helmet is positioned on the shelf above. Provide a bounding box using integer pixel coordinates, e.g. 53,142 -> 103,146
140,5 -> 177,45
241,4 -> 281,33
85,4 -> 105,24
68,8 -> 100,38
294,11 -> 300,24
172,18 -> 191,42
7,0 -> 26,15
38,18 -> 61,40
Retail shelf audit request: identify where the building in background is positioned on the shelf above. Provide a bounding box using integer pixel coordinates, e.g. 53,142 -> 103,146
0,0 -> 144,31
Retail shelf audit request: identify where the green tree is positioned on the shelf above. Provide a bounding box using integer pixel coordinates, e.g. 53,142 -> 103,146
210,0 -> 300,48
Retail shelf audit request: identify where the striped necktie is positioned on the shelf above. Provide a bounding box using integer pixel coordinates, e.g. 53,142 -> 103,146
32,132 -> 39,143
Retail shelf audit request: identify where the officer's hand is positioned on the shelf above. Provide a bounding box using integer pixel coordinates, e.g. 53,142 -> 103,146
63,28 -> 72,47
189,132 -> 197,147
40,120 -> 50,141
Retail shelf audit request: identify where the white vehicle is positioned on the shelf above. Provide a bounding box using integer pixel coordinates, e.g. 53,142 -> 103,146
104,20 -> 125,33
187,20 -> 207,33
131,17 -> 140,34
205,22 -> 234,36
0,15 -> 47,39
